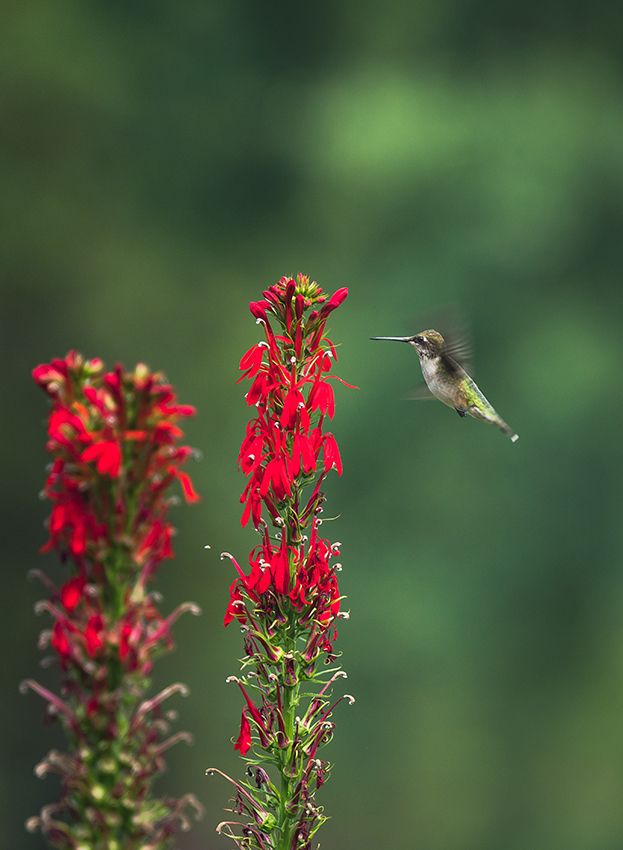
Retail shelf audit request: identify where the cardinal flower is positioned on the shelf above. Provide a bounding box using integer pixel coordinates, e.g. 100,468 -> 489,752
211,275 -> 354,850
26,353 -> 203,848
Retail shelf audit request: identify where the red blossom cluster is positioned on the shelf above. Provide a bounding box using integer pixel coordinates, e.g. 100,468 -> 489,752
34,351 -> 198,565
223,520 -> 341,658
226,278 -> 350,652
210,275 -> 354,850
24,351 -> 202,850
237,281 -> 347,529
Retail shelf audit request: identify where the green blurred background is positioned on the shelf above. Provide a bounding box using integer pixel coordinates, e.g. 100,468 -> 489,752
3,2 -> 623,848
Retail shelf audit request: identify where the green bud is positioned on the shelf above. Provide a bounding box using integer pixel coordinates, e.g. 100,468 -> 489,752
261,813 -> 277,831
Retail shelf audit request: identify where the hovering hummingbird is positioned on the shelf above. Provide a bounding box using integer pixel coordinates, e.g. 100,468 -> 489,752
371,329 -> 519,442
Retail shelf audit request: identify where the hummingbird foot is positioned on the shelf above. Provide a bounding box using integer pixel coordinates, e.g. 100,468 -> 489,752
455,408 -> 466,418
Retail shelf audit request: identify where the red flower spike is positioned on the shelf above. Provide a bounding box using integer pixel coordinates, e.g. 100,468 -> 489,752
216,276 -> 353,850
29,353 -> 202,846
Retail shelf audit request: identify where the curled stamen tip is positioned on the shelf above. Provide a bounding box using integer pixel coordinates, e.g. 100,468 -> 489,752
344,694 -> 356,705
34,761 -> 49,778
203,544 -> 211,549
220,552 -> 234,561
140,683 -> 190,714
25,817 -> 40,833
19,679 -> 33,695
336,671 -> 348,679
33,601 -> 48,615
205,768 -> 216,776
225,676 -> 240,684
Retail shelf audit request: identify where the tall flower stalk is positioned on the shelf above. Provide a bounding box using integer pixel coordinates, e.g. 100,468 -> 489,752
208,276 -> 354,850
25,351 -> 203,849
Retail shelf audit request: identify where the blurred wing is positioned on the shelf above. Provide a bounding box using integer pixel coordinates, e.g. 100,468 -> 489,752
403,385 -> 435,401
442,336 -> 472,372
438,309 -> 473,373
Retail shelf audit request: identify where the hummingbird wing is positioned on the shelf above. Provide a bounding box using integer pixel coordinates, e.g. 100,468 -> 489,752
438,311 -> 473,373
442,336 -> 472,372
403,384 -> 435,401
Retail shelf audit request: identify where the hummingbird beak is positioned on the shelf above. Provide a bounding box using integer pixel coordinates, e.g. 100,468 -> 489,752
370,336 -> 413,343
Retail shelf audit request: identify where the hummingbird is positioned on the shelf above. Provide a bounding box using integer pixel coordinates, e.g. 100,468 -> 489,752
371,329 -> 519,442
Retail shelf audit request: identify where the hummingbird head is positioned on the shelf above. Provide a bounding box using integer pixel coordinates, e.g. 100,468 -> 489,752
371,329 -> 446,358
409,330 -> 445,359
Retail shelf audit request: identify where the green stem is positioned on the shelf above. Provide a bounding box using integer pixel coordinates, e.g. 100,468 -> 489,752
277,677 -> 299,850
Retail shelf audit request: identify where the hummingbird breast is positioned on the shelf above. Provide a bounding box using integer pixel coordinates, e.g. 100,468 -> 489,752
420,356 -> 462,408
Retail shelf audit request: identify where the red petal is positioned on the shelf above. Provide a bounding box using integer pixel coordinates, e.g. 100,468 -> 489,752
234,709 -> 252,755
60,578 -> 84,611
175,469 -> 201,503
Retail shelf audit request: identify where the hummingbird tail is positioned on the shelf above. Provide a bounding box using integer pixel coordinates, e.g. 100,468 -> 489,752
467,404 -> 519,443
498,418 -> 519,443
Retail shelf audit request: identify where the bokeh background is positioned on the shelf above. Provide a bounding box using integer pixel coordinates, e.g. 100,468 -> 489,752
3,2 -> 623,848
